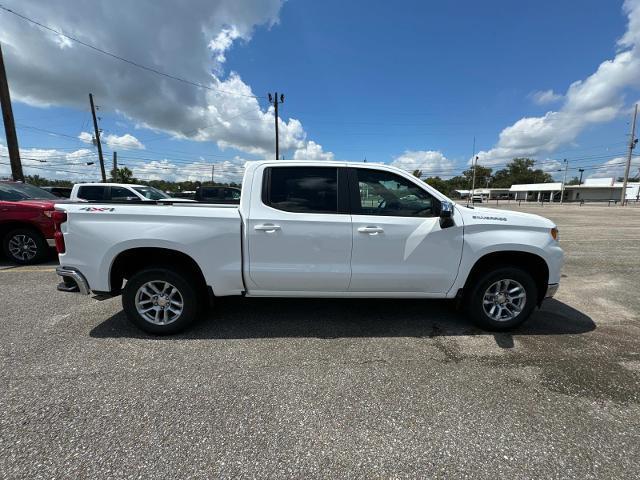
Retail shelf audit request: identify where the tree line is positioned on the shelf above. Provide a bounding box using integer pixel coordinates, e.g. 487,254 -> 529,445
412,158 -> 555,197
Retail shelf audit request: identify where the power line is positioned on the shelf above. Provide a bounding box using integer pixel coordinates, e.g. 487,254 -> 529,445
0,4 -> 263,100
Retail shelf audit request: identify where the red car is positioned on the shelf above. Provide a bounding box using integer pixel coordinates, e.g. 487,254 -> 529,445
0,181 -> 61,264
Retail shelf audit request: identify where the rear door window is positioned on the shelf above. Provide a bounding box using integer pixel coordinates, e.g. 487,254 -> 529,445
77,186 -> 107,201
263,167 -> 338,214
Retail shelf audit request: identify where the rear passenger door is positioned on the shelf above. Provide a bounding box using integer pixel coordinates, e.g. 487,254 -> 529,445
246,166 -> 352,292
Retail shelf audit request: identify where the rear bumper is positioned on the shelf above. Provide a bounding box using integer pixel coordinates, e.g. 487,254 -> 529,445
545,283 -> 559,298
56,266 -> 90,295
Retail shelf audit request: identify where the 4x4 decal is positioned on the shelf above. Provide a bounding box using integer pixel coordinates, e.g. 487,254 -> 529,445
79,207 -> 115,212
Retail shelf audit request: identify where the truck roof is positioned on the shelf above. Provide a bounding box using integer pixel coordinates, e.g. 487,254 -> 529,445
245,160 -> 382,168
73,183 -> 147,187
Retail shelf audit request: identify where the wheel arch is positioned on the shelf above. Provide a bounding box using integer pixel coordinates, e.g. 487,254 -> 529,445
462,250 -> 549,305
109,247 -> 208,297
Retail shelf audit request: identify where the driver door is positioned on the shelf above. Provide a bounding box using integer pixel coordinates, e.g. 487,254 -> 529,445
348,168 -> 463,294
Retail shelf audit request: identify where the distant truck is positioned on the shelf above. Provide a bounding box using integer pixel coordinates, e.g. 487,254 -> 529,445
55,161 -> 563,334
41,186 -> 72,198
0,181 -> 61,264
70,183 -> 193,203
195,186 -> 241,203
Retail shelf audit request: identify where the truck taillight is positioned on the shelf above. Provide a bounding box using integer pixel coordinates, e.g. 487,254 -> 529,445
52,211 -> 67,254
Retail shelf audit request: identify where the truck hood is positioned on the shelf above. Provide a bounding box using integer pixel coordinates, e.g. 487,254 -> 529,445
455,204 -> 555,229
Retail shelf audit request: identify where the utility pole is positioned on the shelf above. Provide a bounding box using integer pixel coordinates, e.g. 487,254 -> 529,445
467,136 -> 477,206
560,159 -> 568,204
470,155 -> 478,201
0,43 -> 23,181
578,168 -> 584,185
89,93 -> 106,182
268,92 -> 284,160
112,151 -> 117,180
621,103 -> 638,205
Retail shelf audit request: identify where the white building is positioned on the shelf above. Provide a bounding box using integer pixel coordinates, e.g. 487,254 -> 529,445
509,183 -> 563,202
453,178 -> 639,203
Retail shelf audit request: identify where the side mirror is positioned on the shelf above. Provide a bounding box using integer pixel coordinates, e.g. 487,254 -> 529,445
439,200 -> 455,228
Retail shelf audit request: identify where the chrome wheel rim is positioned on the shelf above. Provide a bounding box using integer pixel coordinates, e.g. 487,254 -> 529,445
8,234 -> 38,261
482,279 -> 526,322
135,281 -> 184,325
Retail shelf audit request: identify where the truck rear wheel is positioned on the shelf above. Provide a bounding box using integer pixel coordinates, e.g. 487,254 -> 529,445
122,267 -> 199,334
465,266 -> 538,331
3,228 -> 48,265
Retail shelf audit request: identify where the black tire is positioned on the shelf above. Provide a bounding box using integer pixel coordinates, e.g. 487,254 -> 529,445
465,266 -> 538,331
122,267 -> 199,335
2,228 -> 49,265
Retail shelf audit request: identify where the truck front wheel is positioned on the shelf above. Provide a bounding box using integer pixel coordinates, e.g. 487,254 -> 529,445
122,267 -> 199,334
465,267 -> 538,331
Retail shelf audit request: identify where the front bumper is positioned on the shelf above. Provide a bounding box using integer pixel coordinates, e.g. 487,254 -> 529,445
56,266 -> 90,295
545,283 -> 559,298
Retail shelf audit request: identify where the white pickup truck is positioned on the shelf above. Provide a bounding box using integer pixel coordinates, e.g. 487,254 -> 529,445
54,161 -> 563,334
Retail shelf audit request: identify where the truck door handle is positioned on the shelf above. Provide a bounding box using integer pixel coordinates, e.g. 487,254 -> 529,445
254,223 -> 281,232
358,226 -> 384,235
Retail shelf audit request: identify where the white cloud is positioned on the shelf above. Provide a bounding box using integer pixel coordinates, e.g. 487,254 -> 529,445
122,157 -> 247,184
390,150 -> 454,177
292,141 -> 334,161
588,155 -> 640,178
79,131 -> 145,150
476,0 -> 640,167
103,133 -> 145,150
78,131 -> 93,144
530,89 -> 563,105
0,0 -> 322,158
0,143 -> 101,181
209,26 -> 241,65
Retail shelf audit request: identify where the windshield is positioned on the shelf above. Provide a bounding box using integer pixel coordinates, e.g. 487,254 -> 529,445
0,182 -> 58,201
132,186 -> 170,200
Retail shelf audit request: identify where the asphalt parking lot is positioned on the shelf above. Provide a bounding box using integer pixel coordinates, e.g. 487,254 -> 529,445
1,203 -> 639,479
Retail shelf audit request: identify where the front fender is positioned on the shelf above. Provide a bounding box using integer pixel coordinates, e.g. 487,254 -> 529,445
450,224 -> 563,296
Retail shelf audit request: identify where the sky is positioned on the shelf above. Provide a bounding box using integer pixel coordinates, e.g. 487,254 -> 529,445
1,0 -> 640,184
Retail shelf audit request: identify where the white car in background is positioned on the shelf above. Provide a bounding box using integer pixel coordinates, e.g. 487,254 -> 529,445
69,183 -> 193,203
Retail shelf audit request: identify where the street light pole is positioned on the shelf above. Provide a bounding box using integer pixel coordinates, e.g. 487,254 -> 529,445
621,104 -> 638,205
560,159 -> 568,204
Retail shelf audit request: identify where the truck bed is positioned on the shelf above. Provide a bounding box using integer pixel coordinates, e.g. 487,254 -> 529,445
56,203 -> 244,295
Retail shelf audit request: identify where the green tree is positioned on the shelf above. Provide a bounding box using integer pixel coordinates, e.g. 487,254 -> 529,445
424,176 -> 453,196
25,175 -> 73,187
462,165 -> 493,189
491,158 -> 553,187
111,166 -> 135,183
